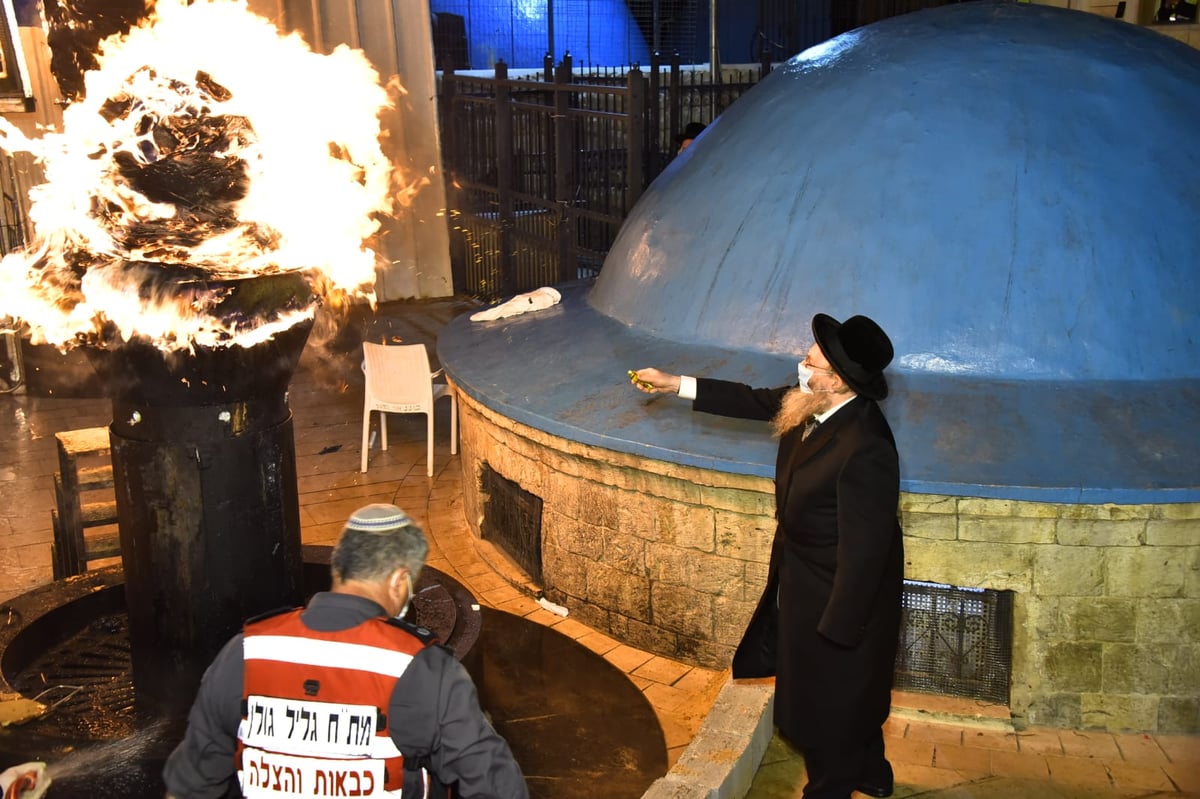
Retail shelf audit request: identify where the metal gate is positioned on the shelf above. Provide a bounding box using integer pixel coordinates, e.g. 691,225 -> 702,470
439,54 -> 768,300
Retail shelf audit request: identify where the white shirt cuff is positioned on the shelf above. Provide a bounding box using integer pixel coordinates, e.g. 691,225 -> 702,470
678,375 -> 697,400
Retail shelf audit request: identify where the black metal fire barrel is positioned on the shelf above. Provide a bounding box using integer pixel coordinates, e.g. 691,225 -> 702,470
94,270 -> 316,716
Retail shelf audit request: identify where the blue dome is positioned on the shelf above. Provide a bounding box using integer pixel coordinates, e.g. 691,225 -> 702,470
590,1 -> 1200,383
441,1 -> 1200,503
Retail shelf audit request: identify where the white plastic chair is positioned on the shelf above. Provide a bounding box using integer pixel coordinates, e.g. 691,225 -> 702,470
361,342 -> 458,476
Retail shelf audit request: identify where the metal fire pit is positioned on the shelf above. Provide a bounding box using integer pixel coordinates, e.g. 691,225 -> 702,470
84,269 -> 319,717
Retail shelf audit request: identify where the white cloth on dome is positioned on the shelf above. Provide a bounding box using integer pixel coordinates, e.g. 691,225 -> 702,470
469,286 -> 561,322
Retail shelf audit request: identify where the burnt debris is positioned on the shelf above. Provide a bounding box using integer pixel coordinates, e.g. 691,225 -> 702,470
100,68 -> 255,256
42,0 -> 153,103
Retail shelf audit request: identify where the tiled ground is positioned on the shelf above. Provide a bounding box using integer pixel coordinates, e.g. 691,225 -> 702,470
749,717 -> 1200,798
0,301 -> 726,773
2,299 -> 1197,798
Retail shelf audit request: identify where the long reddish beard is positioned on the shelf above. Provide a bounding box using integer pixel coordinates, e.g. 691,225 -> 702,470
771,387 -> 836,438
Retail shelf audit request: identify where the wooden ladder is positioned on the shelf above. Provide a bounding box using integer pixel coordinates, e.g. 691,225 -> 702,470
51,427 -> 121,578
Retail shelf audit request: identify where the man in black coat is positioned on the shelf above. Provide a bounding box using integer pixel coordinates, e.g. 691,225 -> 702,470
633,313 -> 903,799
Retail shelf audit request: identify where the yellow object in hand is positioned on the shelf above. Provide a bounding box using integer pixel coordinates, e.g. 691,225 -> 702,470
628,369 -> 653,389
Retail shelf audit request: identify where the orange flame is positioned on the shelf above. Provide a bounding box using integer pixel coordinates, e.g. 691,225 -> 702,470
0,0 -> 406,352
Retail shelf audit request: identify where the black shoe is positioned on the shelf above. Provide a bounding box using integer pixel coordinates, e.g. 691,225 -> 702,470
856,759 -> 893,797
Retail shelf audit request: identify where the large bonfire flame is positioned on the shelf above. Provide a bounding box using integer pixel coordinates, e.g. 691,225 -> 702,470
0,0 -> 411,352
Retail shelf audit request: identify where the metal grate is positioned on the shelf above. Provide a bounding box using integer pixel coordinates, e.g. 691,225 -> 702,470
480,464 -> 544,582
894,580 -> 1013,704
9,612 -> 141,740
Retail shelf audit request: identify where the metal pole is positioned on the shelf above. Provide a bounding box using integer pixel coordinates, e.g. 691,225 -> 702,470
653,0 -> 661,52
496,61 -> 516,299
626,67 -> 645,211
710,0 -> 721,83
554,55 -> 577,284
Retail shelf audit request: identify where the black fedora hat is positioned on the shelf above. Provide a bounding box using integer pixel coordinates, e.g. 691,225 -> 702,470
811,313 -> 893,400
675,121 -> 707,145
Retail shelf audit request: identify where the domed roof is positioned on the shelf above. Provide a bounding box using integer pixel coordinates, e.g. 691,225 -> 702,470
590,1 -> 1200,382
441,1 -> 1200,503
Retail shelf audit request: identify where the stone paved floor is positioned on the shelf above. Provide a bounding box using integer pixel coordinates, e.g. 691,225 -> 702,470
748,714 -> 1200,798
1,299 -> 1197,798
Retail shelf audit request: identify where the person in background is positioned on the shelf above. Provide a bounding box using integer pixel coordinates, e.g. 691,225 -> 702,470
675,121 -> 707,155
1158,0 -> 1197,20
163,503 -> 529,799
631,313 -> 904,799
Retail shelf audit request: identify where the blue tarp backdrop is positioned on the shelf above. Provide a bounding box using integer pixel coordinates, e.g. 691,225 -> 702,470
431,0 -> 652,69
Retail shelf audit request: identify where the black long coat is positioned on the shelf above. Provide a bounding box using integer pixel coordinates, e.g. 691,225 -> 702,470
694,379 -> 903,749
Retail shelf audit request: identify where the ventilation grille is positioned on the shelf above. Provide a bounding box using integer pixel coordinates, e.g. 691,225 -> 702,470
895,580 -> 1013,704
480,464 -> 543,583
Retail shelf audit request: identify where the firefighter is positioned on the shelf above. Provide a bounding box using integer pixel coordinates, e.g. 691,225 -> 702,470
163,504 -> 528,798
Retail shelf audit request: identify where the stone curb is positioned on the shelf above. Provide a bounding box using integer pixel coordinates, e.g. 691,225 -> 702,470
641,680 -> 775,799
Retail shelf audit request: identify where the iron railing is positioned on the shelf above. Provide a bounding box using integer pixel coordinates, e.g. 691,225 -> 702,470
0,151 -> 28,257
439,53 -> 769,300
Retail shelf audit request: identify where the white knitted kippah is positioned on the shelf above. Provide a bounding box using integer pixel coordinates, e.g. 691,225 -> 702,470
344,503 -> 414,533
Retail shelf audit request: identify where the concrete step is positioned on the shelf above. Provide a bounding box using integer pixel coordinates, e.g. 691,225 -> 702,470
76,464 -> 114,492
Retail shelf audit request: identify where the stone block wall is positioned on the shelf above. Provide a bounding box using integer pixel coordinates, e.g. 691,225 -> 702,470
458,394 -> 774,668
458,391 -> 1200,734
905,495 -> 1200,734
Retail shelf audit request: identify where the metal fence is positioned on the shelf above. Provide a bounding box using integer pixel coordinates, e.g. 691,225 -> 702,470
0,152 -> 28,257
439,53 -> 768,300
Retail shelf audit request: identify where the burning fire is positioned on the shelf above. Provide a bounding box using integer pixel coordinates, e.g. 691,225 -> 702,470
0,0 -> 413,352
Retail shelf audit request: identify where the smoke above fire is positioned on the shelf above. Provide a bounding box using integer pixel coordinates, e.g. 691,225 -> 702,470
0,0 -> 409,352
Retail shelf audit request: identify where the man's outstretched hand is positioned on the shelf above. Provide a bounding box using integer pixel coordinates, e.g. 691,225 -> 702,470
628,368 -> 680,394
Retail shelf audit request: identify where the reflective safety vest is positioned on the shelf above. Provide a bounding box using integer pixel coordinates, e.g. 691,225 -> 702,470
236,609 -> 434,798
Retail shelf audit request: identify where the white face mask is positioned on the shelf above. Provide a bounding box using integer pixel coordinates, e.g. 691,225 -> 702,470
798,361 -> 840,394
796,361 -> 816,393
